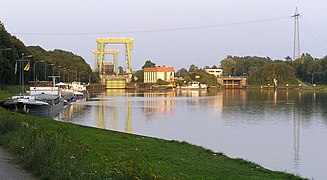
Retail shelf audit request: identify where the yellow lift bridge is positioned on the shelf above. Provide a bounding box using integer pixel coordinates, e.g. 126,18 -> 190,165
93,49 -> 120,76
96,38 -> 134,75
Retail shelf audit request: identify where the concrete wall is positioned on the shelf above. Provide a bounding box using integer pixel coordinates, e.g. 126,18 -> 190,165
217,77 -> 247,88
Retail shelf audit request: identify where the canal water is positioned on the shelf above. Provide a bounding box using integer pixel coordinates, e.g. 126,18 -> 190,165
56,89 -> 327,179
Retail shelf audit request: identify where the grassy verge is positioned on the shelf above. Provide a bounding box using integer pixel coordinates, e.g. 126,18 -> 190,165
0,89 -> 304,179
0,90 -> 12,101
0,85 -> 25,95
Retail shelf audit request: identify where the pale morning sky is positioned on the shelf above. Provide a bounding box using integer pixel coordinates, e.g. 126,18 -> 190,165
1,0 -> 326,70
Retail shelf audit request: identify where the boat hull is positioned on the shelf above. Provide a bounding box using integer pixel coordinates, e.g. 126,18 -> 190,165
0,95 -> 64,118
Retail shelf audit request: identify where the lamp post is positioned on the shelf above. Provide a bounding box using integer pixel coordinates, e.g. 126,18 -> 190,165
57,66 -> 63,82
53,66 -> 61,76
88,72 -> 92,84
79,71 -> 84,82
17,54 -> 33,95
74,68 -> 77,82
311,72 -> 314,85
50,65 -> 61,84
67,69 -> 71,83
33,60 -> 45,84
44,63 -> 54,81
60,68 -> 66,82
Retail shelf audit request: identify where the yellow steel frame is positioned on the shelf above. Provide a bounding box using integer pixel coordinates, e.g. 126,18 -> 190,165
93,50 -> 120,76
96,38 -> 134,75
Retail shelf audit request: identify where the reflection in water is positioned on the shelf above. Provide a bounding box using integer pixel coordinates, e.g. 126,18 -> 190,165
144,91 -> 175,115
126,95 -> 132,133
95,91 -> 105,128
55,98 -> 88,122
57,89 -> 327,180
274,90 -> 277,106
293,104 -> 300,169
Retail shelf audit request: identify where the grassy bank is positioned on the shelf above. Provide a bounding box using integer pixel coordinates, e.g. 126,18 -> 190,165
0,89 -> 304,179
0,90 -> 11,101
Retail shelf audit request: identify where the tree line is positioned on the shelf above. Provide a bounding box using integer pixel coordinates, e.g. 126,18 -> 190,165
0,22 -> 94,85
219,54 -> 327,85
219,56 -> 297,85
147,53 -> 327,86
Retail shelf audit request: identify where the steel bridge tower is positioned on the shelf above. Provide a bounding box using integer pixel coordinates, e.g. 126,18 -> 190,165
93,50 -> 120,76
96,38 -> 134,76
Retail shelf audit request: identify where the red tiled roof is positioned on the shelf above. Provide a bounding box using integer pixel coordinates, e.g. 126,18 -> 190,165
144,66 -> 174,72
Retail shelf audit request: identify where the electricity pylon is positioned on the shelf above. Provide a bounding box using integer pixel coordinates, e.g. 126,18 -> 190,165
292,7 -> 300,61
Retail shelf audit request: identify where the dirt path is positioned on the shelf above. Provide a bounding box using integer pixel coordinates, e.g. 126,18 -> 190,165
0,147 -> 36,180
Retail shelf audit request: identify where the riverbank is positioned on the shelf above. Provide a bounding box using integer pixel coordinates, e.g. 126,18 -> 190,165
0,89 -> 304,179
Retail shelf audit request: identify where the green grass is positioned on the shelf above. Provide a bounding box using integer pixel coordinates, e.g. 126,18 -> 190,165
0,85 -> 24,95
0,90 -> 11,101
0,85 -> 18,101
0,89 -> 305,179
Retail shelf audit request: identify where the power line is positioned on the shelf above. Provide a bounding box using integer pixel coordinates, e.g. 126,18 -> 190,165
300,16 -> 327,50
12,16 -> 292,36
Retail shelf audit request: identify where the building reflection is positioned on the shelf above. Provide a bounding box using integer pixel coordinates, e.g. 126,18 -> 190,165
143,91 -> 176,115
206,90 -> 223,113
57,98 -> 88,122
222,89 -> 247,106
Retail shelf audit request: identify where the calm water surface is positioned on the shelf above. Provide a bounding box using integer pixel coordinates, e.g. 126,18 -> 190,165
56,89 -> 327,179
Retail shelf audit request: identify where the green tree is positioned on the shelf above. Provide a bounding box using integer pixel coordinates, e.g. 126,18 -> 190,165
188,64 -> 198,73
142,60 -> 156,69
132,70 -> 144,83
219,58 -> 236,75
118,66 -> 124,75
258,62 -> 296,84
0,22 -> 27,85
26,46 -> 92,82
183,76 -> 192,83
176,68 -> 188,78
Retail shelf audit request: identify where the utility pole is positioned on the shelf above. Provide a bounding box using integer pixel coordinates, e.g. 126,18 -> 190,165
292,7 -> 300,61
17,54 -> 32,95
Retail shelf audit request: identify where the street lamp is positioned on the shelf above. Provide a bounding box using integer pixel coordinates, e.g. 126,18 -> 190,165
33,60 -> 45,84
60,68 -> 66,82
88,72 -> 92,84
79,71 -> 84,82
45,63 -> 54,81
67,69 -> 71,83
49,65 -> 61,84
58,67 -> 65,82
53,65 -> 61,76
311,72 -> 314,85
17,54 -> 33,95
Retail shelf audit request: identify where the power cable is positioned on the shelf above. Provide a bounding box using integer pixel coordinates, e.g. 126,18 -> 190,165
12,16 -> 292,36
300,16 -> 327,50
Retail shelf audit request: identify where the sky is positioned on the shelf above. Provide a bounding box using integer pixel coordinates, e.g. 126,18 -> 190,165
1,0 -> 327,71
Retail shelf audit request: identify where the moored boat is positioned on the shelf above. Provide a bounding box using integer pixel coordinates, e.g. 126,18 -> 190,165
178,82 -> 208,90
0,94 -> 64,118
